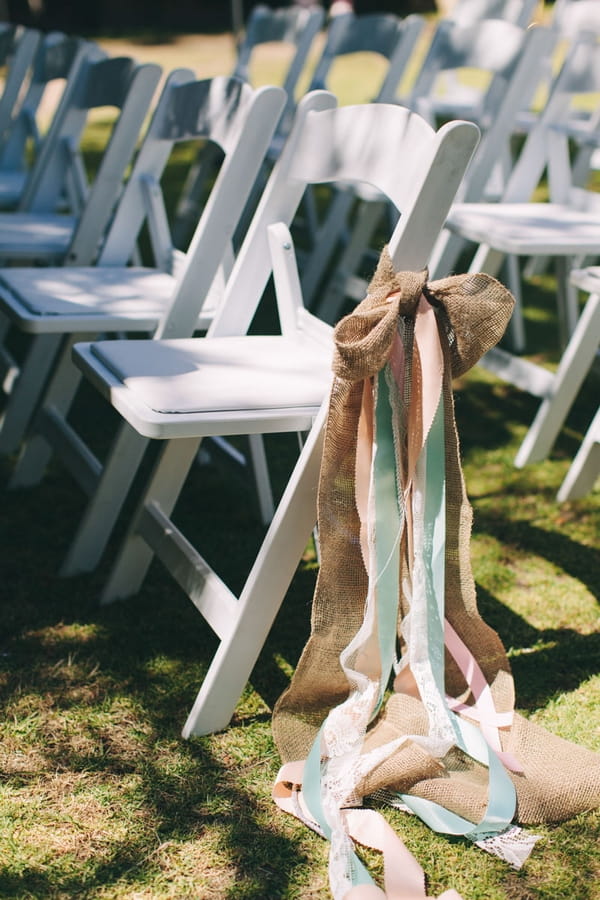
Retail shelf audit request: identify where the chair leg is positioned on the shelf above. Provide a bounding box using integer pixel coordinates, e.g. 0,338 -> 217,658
9,335 -> 87,488
498,254 -> 526,354
514,291 -> 600,468
555,256 -> 580,346
101,435 -> 201,603
60,422 -> 152,576
248,433 -> 275,525
182,405 -> 326,737
556,405 -> 600,501
0,333 -> 63,456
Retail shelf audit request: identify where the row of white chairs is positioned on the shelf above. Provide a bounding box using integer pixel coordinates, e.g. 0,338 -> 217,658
0,14 -> 478,739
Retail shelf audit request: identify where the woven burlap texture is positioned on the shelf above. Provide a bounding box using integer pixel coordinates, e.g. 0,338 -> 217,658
272,249 -> 600,826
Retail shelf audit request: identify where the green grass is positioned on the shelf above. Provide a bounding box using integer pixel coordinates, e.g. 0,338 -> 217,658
1,20 -> 600,900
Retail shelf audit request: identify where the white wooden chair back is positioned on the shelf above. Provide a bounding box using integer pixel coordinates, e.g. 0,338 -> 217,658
407,17 -> 549,128
233,3 -> 324,122
0,32 -> 101,173
16,54 -> 161,265
308,11 -> 424,104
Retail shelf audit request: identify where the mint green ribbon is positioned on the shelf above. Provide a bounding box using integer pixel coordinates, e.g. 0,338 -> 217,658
302,359 -> 517,896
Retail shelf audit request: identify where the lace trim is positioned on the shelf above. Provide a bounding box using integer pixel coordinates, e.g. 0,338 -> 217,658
474,826 -> 542,869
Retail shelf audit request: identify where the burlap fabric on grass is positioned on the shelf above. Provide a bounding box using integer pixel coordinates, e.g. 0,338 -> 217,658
272,249 -> 600,828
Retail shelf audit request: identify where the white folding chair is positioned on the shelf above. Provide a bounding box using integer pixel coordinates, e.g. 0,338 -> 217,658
431,33 -> 600,471
0,53 -> 161,265
172,3 -> 324,247
514,0 -> 600,145
232,3 -> 324,127
3,74 -> 286,553
71,91 -> 479,737
402,18 -> 556,177
0,31 -> 102,211
306,19 -> 554,325
304,10 -> 423,105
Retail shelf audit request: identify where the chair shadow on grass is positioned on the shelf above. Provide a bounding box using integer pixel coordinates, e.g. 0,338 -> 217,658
0,550 -> 315,898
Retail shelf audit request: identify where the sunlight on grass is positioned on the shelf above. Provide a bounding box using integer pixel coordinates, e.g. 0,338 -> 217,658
533,677 -> 600,749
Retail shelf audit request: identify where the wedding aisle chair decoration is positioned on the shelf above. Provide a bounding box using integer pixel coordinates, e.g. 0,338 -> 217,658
271,253 -> 600,899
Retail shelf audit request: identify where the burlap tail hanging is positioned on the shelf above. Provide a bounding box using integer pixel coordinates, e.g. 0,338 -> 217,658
271,249 -> 600,900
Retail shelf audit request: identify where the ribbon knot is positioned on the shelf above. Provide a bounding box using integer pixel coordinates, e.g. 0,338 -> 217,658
333,268 -> 427,381
332,247 -> 515,383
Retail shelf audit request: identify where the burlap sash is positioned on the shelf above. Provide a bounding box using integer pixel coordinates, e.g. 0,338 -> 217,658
272,250 -> 600,845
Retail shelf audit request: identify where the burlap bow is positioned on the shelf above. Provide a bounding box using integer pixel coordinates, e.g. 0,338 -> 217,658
273,251 -> 600,836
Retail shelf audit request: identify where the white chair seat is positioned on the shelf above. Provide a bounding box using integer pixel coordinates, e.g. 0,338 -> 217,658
76,332 -> 334,438
0,212 -> 77,260
446,202 -> 600,255
0,267 -> 177,332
